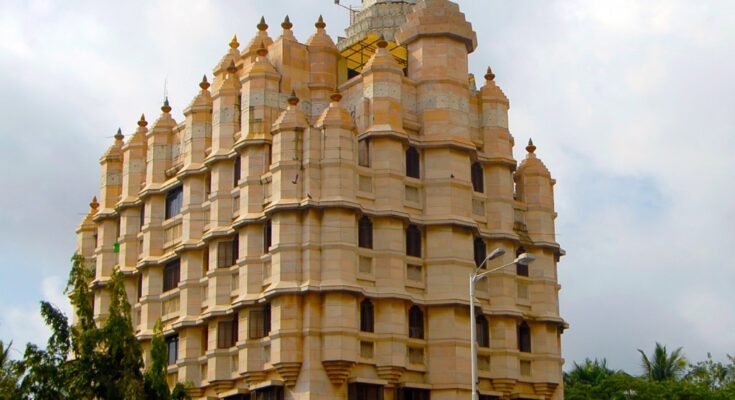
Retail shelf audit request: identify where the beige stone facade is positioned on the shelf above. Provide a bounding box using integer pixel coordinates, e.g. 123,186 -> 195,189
75,1 -> 566,399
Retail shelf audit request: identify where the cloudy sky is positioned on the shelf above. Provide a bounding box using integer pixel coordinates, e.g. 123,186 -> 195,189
1,0 -> 734,372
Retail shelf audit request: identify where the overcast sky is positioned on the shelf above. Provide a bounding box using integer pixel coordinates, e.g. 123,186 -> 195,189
1,0 -> 734,372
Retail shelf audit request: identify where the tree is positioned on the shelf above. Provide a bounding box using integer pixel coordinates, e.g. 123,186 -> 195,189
144,320 -> 190,400
0,340 -> 23,400
565,358 -> 618,387
638,342 -> 687,382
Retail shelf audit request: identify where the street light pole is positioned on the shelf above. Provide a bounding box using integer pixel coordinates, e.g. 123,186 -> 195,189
469,249 -> 535,400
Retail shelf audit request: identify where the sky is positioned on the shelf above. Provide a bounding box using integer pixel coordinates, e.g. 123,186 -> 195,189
1,0 -> 734,373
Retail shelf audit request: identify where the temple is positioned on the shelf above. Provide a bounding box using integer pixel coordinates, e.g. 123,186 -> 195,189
75,0 -> 566,398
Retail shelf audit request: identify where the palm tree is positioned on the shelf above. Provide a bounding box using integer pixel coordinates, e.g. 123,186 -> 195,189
638,342 -> 687,381
0,340 -> 23,399
564,358 -> 618,387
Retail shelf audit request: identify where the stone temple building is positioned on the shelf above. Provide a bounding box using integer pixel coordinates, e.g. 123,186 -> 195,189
75,0 -> 566,399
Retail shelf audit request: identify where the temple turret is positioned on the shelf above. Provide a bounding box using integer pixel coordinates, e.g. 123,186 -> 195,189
307,16 -> 339,124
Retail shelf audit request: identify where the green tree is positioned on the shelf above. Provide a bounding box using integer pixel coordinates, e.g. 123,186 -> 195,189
0,340 -> 23,400
565,358 -> 618,387
143,320 -> 190,400
638,342 -> 687,382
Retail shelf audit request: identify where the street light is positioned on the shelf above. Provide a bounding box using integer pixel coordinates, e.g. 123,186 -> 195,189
469,249 -> 535,400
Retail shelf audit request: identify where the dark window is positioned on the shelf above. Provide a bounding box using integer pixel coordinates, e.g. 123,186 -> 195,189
234,155 -> 241,187
471,162 -> 484,193
516,246 -> 528,277
406,147 -> 420,179
136,273 -> 143,301
347,68 -> 360,80
408,306 -> 424,339
474,237 -> 487,268
348,383 -> 384,400
201,326 -> 209,354
476,314 -> 489,348
263,220 -> 272,253
518,321 -> 531,353
358,216 -> 373,249
251,386 -> 284,400
479,396 -> 500,400
139,204 -> 145,232
406,225 -> 421,258
217,318 -> 238,348
166,334 -> 179,365
397,387 -> 430,400
358,138 -> 371,167
248,304 -> 271,339
203,247 -> 210,274
165,186 -> 183,219
360,299 -> 374,332
162,259 -> 180,292
217,235 -> 238,268
205,172 -> 211,197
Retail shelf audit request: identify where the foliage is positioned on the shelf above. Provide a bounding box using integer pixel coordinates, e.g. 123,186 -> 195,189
143,320 -> 191,400
0,340 -> 24,400
638,342 -> 688,382
564,358 -> 619,387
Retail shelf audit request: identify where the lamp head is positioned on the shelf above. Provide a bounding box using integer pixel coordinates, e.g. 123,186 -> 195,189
485,247 -> 505,262
515,253 -> 536,266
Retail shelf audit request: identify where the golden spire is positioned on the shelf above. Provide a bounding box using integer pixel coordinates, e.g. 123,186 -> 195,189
114,128 -> 124,141
227,60 -> 238,73
315,15 -> 326,30
376,34 -> 388,49
229,34 -> 240,49
199,74 -> 210,90
257,16 -> 268,31
161,97 -> 171,113
138,114 -> 148,127
526,138 -> 536,154
256,41 -> 268,57
282,15 -> 293,30
89,196 -> 99,213
484,66 -> 495,81
287,89 -> 299,106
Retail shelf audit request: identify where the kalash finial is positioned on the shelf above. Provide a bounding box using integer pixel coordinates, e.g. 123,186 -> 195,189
330,91 -> 342,102
161,97 -> 172,113
287,89 -> 299,106
257,16 -> 268,31
138,114 -> 148,127
89,196 -> 99,212
526,138 -> 536,154
229,34 -> 240,49
227,60 -> 238,74
315,15 -> 326,30
114,128 -> 124,141
199,74 -> 210,90
282,15 -> 293,30
376,34 -> 388,49
256,41 -> 269,57
485,67 -> 496,81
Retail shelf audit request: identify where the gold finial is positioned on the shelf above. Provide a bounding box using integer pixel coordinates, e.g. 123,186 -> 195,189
376,34 -> 388,49
330,91 -> 342,102
257,16 -> 268,31
256,41 -> 268,57
227,60 -> 238,73
282,15 -> 293,30
526,138 -> 536,154
90,196 -> 99,212
484,67 -> 495,81
315,15 -> 326,29
287,89 -> 299,106
229,34 -> 240,49
161,97 -> 172,113
199,74 -> 210,90
114,128 -> 124,141
138,114 -> 148,127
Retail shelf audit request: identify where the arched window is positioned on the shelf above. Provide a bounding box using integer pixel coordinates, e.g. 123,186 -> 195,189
358,216 -> 373,249
474,237 -> 487,268
263,220 -> 272,253
471,162 -> 484,193
360,299 -> 374,332
518,321 -> 531,353
406,146 -> 420,178
516,246 -> 529,276
476,314 -> 489,348
406,225 -> 422,258
408,305 -> 424,339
